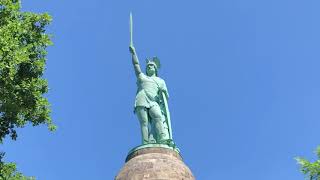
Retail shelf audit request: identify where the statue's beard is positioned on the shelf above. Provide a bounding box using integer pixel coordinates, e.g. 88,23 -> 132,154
147,70 -> 155,76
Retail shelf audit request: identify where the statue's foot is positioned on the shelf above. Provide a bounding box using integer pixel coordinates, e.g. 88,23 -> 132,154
157,139 -> 175,148
142,139 -> 149,145
167,139 -> 176,148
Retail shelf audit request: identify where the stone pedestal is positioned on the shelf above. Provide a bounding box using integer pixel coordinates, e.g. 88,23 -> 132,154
115,146 -> 195,180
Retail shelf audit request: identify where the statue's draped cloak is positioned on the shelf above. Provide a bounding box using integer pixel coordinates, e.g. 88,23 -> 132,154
134,73 -> 167,109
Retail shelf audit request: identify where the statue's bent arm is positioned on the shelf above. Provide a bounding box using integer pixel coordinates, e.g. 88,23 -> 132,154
162,81 -> 169,99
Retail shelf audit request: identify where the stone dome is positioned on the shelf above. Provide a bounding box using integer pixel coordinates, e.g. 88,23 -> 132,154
115,147 -> 195,180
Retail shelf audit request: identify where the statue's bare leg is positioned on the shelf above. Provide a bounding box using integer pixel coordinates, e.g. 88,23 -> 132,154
148,119 -> 156,143
149,105 -> 168,143
135,107 -> 149,144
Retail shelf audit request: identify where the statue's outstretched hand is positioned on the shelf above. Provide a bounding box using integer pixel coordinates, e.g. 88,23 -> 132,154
129,45 -> 136,55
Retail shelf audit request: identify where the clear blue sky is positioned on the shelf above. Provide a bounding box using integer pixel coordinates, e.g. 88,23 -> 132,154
2,0 -> 320,179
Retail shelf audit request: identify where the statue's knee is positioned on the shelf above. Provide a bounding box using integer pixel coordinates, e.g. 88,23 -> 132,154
149,108 -> 163,119
139,119 -> 148,126
136,107 -> 148,126
153,118 -> 164,126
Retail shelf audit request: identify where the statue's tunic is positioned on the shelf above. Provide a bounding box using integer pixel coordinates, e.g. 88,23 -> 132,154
134,73 -> 167,109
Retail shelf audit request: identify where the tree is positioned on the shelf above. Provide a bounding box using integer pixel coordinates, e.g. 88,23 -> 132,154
0,153 -> 34,180
0,0 -> 55,143
296,146 -> 320,180
0,0 -> 55,178
0,163 -> 34,180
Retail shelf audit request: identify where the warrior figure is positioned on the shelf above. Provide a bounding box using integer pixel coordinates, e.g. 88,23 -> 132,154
129,45 -> 173,146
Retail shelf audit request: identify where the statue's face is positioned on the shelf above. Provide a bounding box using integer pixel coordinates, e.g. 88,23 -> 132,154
146,64 -> 156,76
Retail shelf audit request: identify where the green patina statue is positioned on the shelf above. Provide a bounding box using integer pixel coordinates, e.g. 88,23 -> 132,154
129,13 -> 174,147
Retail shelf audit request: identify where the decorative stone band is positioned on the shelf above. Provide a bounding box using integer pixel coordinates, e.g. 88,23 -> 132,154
126,144 -> 180,162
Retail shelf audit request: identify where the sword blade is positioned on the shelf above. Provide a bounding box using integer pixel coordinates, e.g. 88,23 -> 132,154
130,12 -> 133,46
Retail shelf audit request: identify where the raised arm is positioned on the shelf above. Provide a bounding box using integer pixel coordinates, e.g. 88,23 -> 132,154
129,45 -> 142,77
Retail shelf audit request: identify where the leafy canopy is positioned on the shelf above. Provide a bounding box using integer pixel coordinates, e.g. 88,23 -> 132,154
296,147 -> 320,180
0,153 -> 34,180
0,0 -> 55,143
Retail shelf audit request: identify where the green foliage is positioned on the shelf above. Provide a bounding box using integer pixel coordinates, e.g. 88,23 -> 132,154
0,164 -> 34,180
296,147 -> 320,180
0,153 -> 34,180
0,0 -> 55,143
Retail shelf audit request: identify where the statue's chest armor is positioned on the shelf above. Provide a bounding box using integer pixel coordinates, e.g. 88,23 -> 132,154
137,75 -> 161,97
